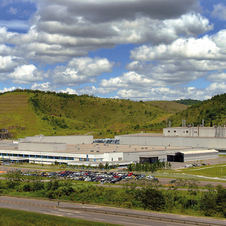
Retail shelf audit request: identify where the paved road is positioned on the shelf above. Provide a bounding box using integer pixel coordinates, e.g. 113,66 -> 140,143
0,196 -> 226,226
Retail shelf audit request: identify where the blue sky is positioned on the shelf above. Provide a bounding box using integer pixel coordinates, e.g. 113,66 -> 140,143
1,0 -> 226,101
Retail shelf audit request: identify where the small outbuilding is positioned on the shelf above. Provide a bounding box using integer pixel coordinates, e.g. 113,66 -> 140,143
167,149 -> 218,162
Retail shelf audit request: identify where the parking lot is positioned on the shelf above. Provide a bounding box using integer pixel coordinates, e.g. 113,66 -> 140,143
38,170 -> 158,184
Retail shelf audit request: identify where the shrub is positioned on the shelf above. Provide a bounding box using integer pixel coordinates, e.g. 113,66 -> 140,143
140,188 -> 165,211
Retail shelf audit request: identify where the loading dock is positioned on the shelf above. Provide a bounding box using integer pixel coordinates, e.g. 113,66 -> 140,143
139,156 -> 158,164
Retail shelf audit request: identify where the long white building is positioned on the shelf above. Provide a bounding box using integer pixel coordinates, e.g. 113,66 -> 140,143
0,131 -> 219,166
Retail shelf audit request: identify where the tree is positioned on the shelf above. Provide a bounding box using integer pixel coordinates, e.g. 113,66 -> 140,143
127,164 -> 133,171
216,185 -> 226,217
199,184 -> 217,216
99,162 -> 104,169
187,179 -> 199,207
104,162 -> 109,169
140,188 -> 165,211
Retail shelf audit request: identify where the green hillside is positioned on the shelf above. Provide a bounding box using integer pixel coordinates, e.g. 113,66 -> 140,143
146,101 -> 188,114
0,90 -> 177,138
1,90 -> 224,139
28,91 -> 171,138
173,99 -> 201,106
169,94 -> 226,127
0,92 -> 47,138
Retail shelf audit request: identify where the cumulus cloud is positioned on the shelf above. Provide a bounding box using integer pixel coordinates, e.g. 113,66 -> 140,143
58,88 -> 78,95
77,86 -> 117,96
206,82 -> 226,96
37,0 -> 200,23
207,73 -> 226,83
115,86 -> 212,101
130,30 -> 226,61
0,0 -> 209,64
100,71 -> 163,88
0,56 -> 18,73
8,64 -> 49,84
52,57 -> 114,86
126,59 -> 226,85
31,82 -> 56,91
0,86 -> 19,93
0,0 -> 225,101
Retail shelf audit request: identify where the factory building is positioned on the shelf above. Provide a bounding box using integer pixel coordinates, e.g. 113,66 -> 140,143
163,126 -> 226,138
0,127 -> 221,166
167,149 -> 218,162
115,132 -> 226,150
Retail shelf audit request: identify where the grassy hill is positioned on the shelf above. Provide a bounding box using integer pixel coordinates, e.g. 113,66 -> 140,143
146,101 -> 189,114
28,91 -> 171,138
173,99 -> 201,106
169,93 -> 226,127
1,90 -> 221,139
0,92 -> 47,138
0,90 -> 183,138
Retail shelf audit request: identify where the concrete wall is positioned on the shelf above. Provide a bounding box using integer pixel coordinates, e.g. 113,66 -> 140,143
25,135 -> 93,145
163,127 -> 226,138
116,135 -> 226,149
103,152 -> 123,162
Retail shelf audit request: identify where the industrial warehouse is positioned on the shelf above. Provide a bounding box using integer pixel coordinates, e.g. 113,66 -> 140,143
0,126 -> 221,166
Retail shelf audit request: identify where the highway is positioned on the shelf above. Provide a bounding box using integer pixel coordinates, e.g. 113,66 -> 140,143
1,196 -> 226,226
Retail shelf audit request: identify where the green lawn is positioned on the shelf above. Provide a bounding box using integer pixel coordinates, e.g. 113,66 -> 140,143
176,164 -> 226,178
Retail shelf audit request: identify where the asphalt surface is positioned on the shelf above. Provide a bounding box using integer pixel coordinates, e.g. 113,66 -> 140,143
1,196 -> 226,226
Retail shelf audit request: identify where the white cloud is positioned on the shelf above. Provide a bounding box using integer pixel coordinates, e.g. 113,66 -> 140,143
0,27 -> 18,43
0,86 -> 19,93
58,88 -> 78,95
0,1 -> 209,63
206,82 -> 226,93
77,86 -> 117,95
212,4 -> 226,21
115,87 -> 210,101
52,57 -> 114,86
207,73 -> 226,83
31,82 -> 55,91
8,65 -> 49,84
100,71 -> 162,88
0,56 -> 18,73
130,33 -> 225,61
68,57 -> 114,77
0,20 -> 29,31
0,0 -> 225,102
9,7 -> 18,15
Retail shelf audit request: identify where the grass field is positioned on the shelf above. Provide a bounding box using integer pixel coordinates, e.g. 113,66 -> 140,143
146,101 -> 188,114
0,208 -> 119,226
176,164 -> 226,179
0,90 -> 192,139
0,93 -> 49,138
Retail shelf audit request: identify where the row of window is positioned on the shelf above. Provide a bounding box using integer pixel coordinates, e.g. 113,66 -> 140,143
168,130 -> 198,134
0,153 -> 73,160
